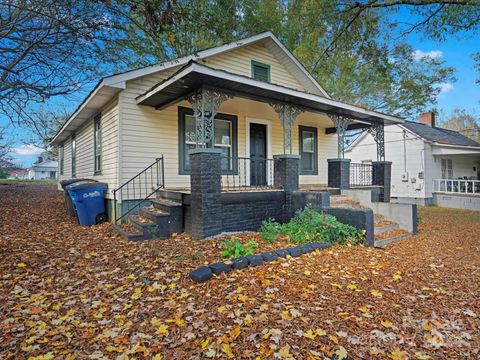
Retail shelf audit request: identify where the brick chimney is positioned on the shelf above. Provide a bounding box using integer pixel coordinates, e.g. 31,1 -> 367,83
419,112 -> 435,127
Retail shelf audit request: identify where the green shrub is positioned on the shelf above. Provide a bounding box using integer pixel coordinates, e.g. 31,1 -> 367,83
221,238 -> 258,258
259,207 -> 364,246
259,219 -> 281,243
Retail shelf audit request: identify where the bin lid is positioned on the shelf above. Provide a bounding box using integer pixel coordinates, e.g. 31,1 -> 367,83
60,178 -> 97,189
66,181 -> 106,191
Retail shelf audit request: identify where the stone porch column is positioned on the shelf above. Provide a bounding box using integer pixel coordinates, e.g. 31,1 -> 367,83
274,154 -> 300,221
327,158 -> 351,189
372,161 -> 392,202
189,149 -> 222,239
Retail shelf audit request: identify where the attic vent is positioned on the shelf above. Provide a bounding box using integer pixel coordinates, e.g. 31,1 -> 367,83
251,61 -> 270,82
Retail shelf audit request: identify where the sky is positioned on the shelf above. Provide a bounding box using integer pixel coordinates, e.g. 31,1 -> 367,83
3,7 -> 480,167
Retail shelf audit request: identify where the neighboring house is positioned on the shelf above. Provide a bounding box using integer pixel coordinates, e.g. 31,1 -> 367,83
28,157 -> 58,180
6,168 -> 28,179
51,32 -> 415,244
346,112 -> 480,210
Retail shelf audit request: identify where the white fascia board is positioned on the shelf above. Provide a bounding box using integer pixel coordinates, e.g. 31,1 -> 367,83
431,143 -> 480,155
137,62 -> 404,124
49,81 -> 125,145
266,34 -> 330,98
104,32 -> 274,85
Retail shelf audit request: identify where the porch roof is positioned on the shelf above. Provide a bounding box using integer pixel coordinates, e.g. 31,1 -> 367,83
137,61 -> 404,126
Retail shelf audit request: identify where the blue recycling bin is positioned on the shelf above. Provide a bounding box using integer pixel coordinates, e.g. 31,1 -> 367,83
66,181 -> 107,226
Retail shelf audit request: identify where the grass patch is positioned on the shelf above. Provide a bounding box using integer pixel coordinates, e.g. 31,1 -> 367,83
259,207 -> 365,246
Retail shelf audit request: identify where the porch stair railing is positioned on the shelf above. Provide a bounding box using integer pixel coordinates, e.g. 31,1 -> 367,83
112,156 -> 165,224
350,162 -> 373,187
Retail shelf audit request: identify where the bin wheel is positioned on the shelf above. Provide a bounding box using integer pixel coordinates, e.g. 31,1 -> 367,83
95,213 -> 107,224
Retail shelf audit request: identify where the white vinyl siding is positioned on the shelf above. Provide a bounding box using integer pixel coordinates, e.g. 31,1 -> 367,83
203,42 -> 307,91
57,98 -> 119,198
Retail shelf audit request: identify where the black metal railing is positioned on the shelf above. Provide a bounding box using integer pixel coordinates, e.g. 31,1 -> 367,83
221,156 -> 274,191
112,156 -> 165,224
350,162 -> 373,187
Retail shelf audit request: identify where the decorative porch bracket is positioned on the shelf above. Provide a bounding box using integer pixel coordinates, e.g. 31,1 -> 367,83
186,87 -> 232,148
330,115 -> 352,158
367,122 -> 385,161
270,102 -> 303,154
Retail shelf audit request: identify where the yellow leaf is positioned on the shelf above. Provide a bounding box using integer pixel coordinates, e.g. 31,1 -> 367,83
127,274 -> 137,280
334,346 -> 348,360
230,326 -> 241,341
217,306 -> 226,314
303,329 -> 316,340
331,283 -> 343,289
388,348 -> 408,360
156,324 -> 169,337
358,306 -> 370,314
381,320 -> 393,328
150,317 -> 162,327
244,314 -> 253,326
131,287 -> 142,300
304,270 -> 311,276
371,290 -> 383,298
392,272 -> 402,281
175,318 -> 185,327
221,343 -> 234,359
278,345 -> 291,359
152,354 -> 163,360
423,321 -> 433,332
315,328 -> 327,336
27,353 -> 54,360
200,338 -> 210,349
329,335 -> 339,344
17,262 -> 27,267
415,352 -> 431,360
346,284 -> 357,290
105,345 -> 122,353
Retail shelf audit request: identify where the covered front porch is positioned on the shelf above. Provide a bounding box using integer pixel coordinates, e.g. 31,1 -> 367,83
136,61 -> 401,195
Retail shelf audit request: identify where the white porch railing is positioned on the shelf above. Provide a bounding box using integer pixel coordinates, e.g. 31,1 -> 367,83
433,179 -> 480,195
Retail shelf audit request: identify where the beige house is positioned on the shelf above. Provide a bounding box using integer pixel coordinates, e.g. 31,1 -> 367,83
51,32 -> 402,226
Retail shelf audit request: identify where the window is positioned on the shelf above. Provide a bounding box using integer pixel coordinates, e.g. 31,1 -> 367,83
94,114 -> 102,174
441,159 -> 453,179
299,125 -> 318,175
178,107 -> 237,174
251,60 -> 270,82
71,134 -> 76,177
59,145 -> 64,175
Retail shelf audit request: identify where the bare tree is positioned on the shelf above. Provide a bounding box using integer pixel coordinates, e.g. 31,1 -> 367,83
0,0 -> 113,128
0,125 -> 13,168
438,108 -> 480,142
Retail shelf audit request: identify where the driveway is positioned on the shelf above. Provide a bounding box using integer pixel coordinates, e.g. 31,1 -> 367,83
0,184 -> 479,359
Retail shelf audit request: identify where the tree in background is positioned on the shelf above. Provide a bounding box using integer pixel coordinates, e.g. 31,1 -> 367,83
0,0 -> 116,135
438,108 -> 480,142
0,125 -> 13,174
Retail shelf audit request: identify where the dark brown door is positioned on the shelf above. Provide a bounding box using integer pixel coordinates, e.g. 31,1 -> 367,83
250,123 -> 267,186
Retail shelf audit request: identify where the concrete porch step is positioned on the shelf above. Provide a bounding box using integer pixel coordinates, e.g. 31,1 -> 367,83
151,198 -> 183,213
139,204 -> 171,223
374,232 -> 412,248
374,221 -> 399,235
113,223 -> 146,242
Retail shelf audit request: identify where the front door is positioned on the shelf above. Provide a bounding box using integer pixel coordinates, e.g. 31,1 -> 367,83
250,123 -> 267,186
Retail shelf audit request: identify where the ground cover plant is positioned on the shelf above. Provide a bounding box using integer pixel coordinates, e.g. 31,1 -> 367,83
221,238 -> 258,258
1,184 -> 479,359
260,207 -> 365,246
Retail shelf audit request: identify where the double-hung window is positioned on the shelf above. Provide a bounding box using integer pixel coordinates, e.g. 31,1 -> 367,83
441,159 -> 453,179
71,134 -> 76,177
178,107 -> 237,174
299,126 -> 318,175
59,145 -> 64,175
94,114 -> 102,174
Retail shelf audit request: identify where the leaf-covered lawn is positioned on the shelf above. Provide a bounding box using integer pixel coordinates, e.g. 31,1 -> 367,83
1,185 -> 479,359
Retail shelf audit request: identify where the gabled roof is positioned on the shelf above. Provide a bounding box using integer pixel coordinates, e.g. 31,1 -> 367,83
31,160 -> 58,169
137,61 -> 403,125
51,32 -> 331,145
401,121 -> 480,147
